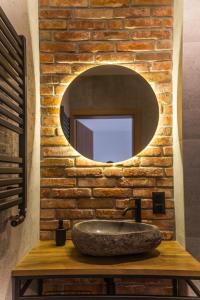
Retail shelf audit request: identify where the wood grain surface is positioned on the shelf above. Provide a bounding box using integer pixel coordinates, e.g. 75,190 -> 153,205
12,240 -> 200,277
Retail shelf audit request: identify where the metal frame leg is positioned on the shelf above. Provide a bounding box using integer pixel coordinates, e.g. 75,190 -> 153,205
12,277 -> 20,300
104,278 -> 116,295
37,279 -> 43,296
12,276 -> 200,300
173,279 -> 179,297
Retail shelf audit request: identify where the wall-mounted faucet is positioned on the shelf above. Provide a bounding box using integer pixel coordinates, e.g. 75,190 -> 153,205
122,198 -> 142,223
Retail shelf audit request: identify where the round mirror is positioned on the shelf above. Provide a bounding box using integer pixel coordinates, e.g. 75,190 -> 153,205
60,65 -> 159,163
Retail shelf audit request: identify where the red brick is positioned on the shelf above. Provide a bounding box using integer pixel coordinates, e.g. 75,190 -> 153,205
163,105 -> 172,114
41,167 -> 66,178
151,136 -> 172,146
142,71 -> 171,83
41,158 -> 74,167
76,157 -> 107,167
91,0 -> 129,7
123,167 -> 163,177
65,168 -> 103,177
72,64 -> 97,74
54,85 -> 68,95
157,40 -> 172,50
79,42 -> 114,53
56,209 -> 94,219
154,82 -> 172,93
160,115 -> 172,126
156,178 -> 173,187
78,178 -> 117,187
40,53 -> 54,63
77,198 -> 115,208
128,62 -> 150,72
95,53 -> 134,63
40,31 -> 52,41
138,147 -> 161,157
40,220 -> 70,230
41,178 -> 76,187
74,9 -> 113,19
41,64 -> 71,74
157,93 -> 172,104
40,42 -> 76,53
157,127 -> 172,136
162,18 -> 173,27
125,18 -> 162,28
146,218 -> 174,230
93,31 -> 129,40
132,0 -> 173,4
40,0 -> 49,6
55,53 -> 94,63
41,107 -> 60,114
42,146 -> 76,157
41,75 -> 52,85
108,19 -> 123,29
116,199 -> 135,209
53,75 -> 74,84
52,188 -> 91,198
96,209 -> 133,219
41,96 -> 61,106
49,0 -> 88,7
41,199 -> 76,209
152,7 -> 173,17
119,178 -> 156,187
151,61 -> 172,71
131,30 -> 171,40
104,168 -> 123,177
41,209 -> 55,219
141,157 -> 172,167
114,7 -> 150,18
136,52 -> 172,61
117,41 -> 155,51
41,136 -> 67,146
41,127 -> 55,136
42,116 -> 60,127
142,208 -> 174,219
122,157 -> 141,167
54,31 -> 90,41
39,20 -> 67,29
93,188 -> 132,198
69,20 -> 106,30
163,146 -> 173,156
165,168 -> 173,177
40,9 -> 72,18
133,189 -> 173,199
40,85 -> 53,95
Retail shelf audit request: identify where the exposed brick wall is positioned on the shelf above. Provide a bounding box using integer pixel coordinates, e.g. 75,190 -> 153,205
40,0 -> 174,242
39,0 -> 174,296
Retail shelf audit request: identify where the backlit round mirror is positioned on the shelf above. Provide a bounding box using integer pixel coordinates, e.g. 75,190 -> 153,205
60,65 -> 159,163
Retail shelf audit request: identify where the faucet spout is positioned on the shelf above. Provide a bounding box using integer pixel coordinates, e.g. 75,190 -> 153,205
122,207 -> 132,216
122,198 -> 142,223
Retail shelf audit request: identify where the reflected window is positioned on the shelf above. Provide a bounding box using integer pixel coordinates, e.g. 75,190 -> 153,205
74,117 -> 133,163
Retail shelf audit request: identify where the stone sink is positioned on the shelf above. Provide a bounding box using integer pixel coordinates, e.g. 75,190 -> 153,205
72,220 -> 161,256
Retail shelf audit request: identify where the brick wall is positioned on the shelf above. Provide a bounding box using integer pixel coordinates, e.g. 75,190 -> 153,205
40,0 -> 174,294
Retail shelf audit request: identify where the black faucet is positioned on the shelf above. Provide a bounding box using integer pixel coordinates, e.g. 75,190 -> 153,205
122,198 -> 142,223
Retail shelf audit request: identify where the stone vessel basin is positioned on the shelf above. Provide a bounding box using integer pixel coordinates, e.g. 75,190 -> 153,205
72,220 -> 161,256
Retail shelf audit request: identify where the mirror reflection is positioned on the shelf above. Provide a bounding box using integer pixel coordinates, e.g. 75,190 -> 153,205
60,65 -> 159,163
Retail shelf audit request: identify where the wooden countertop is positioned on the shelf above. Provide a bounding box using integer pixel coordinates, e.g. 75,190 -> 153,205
12,240 -> 200,278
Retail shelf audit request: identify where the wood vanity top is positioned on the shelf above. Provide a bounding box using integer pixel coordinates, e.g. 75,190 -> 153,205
12,240 -> 200,278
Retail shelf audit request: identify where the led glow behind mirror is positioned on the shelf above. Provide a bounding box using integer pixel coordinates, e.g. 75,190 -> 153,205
60,65 -> 159,163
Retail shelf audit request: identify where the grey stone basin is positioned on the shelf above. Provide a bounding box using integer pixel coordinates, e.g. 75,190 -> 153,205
72,220 -> 161,256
